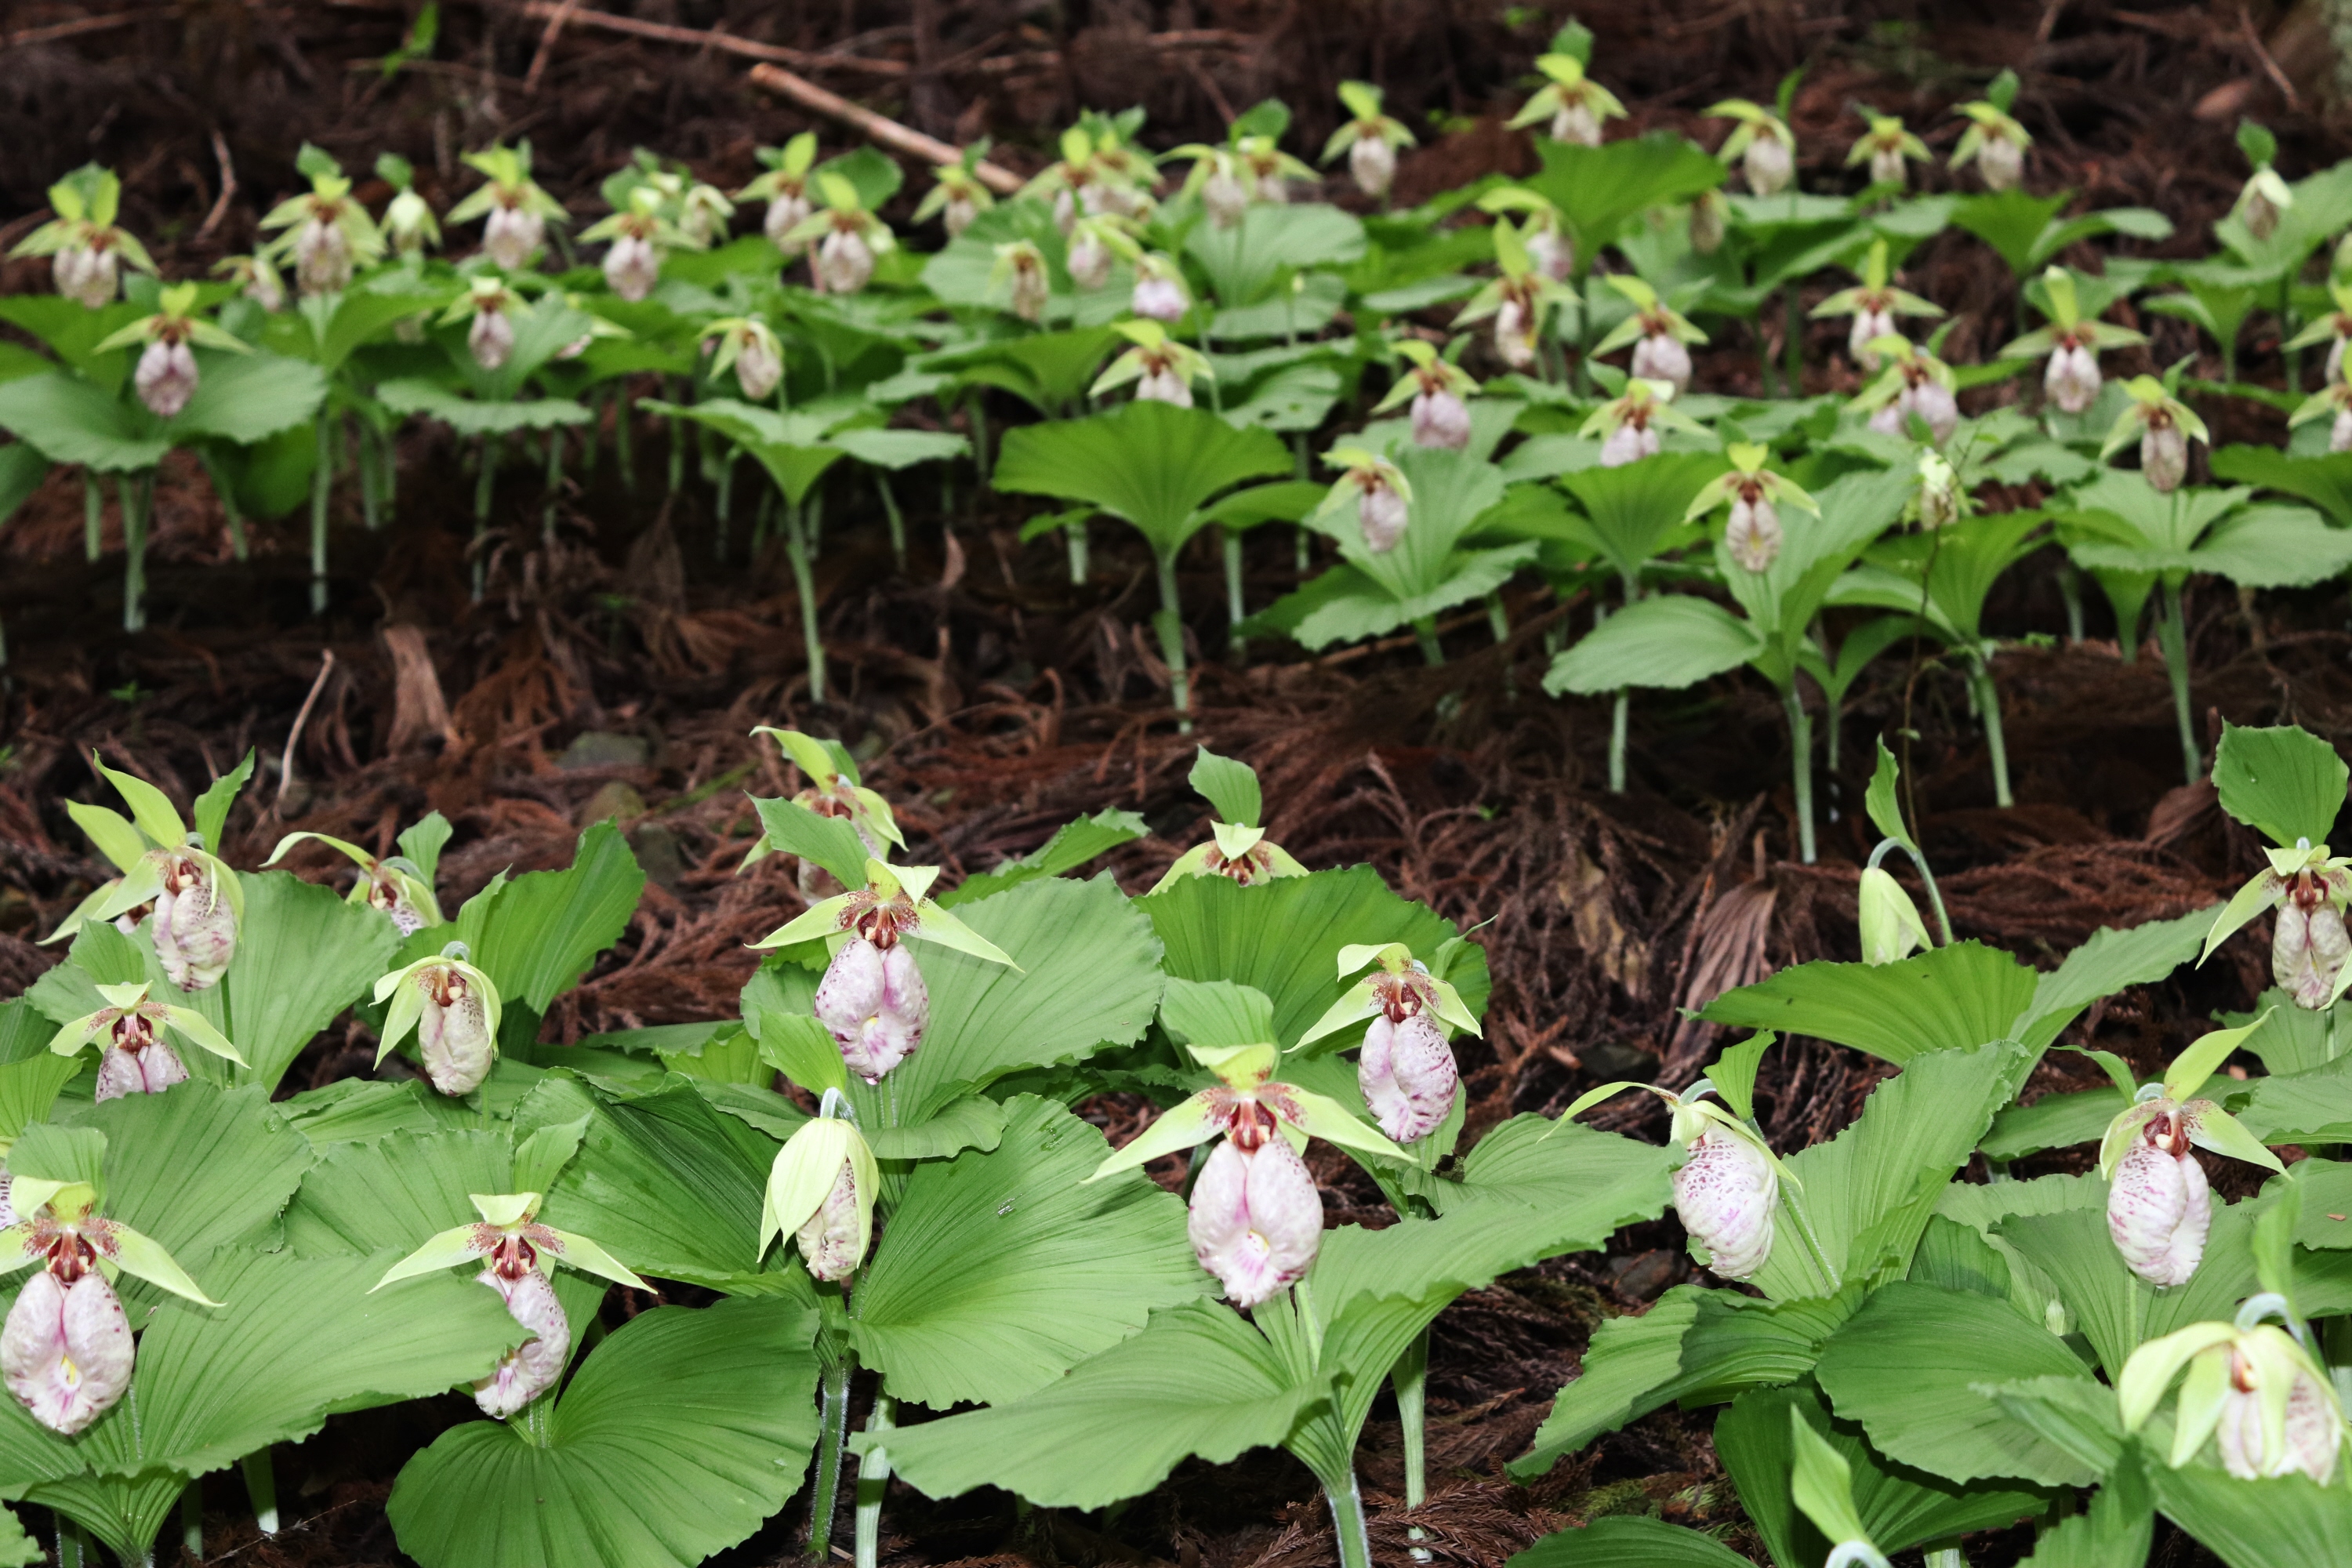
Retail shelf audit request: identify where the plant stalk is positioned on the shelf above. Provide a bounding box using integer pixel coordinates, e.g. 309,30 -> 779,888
786,497 -> 828,706
198,448 -> 249,561
472,434 -> 498,602
55,1515 -> 82,1568
1972,666 -> 2014,808
666,379 -> 686,495
1155,549 -> 1192,731
356,421 -> 382,532
1392,1327 -> 1432,1562
1782,683 -> 1817,865
808,1350 -> 855,1560
1414,617 -> 1444,666
180,1482 -> 202,1562
1223,526 -> 1246,657
1322,1470 -> 1375,1568
1609,691 -> 1629,793
1924,1546 -> 1967,1568
1487,591 -> 1513,698
2056,562 -> 2085,644
615,383 -> 636,493
242,1447 -> 278,1535
855,1388 -> 896,1568
1065,517 -> 1089,584
1783,285 -> 1804,397
121,471 -> 151,634
83,471 -> 103,561
309,408 -> 333,615
2158,579 -> 2200,784
970,394 -> 992,501
876,473 -> 907,571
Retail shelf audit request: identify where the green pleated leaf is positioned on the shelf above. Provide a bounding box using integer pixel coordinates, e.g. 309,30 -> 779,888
1559,450 -> 1730,584
1541,593 -> 1762,695
2014,1457 -> 2154,1568
938,809 -> 1149,907
67,1081 -> 315,1275
1698,942 -> 2038,1067
283,1127 -> 515,1257
375,377 -> 592,435
1982,1087 -> 2128,1162
1525,134 -> 1726,256
2147,1452 -> 2352,1568
2236,1054 -> 2352,1144
1813,1280 -> 2101,1487
1139,865 -> 1487,1054
1185,203 -> 1365,307
1506,1517 -> 1754,1568
0,372 -> 165,470
455,822 -> 646,1013
2017,907 -> 2216,1052
163,351 -> 327,446
275,1077 -> 485,1145
866,1298 -> 1324,1510
387,1295 -> 822,1568
2213,722 -> 2349,849
20,1472 -> 184,1568
993,399 -> 1290,560
852,1096 -> 1206,1408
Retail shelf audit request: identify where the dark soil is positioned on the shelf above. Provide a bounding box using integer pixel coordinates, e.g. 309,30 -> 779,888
5,2 -> 2350,1565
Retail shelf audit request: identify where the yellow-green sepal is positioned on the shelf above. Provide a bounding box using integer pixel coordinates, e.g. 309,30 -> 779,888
1282,1087 -> 1410,1163
1191,1042 -> 1277,1087
371,1224 -> 490,1291
37,880 -> 125,946
93,757 -> 187,849
750,891 -> 860,951
158,1004 -> 245,1065
544,1227 -> 649,1290
2201,868 -> 2284,964
91,858 -> 167,924
758,1116 -> 878,1266
108,1221 -> 220,1307
2118,1319 -> 2239,1432
2183,1102 -> 2285,1176
2164,1009 -> 2274,1101
1085,1091 -> 1225,1181
68,804 -> 149,873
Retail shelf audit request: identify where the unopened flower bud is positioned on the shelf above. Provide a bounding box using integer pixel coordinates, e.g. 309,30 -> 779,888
416,963 -> 495,1095
795,1160 -> 863,1282
1631,332 -> 1691,396
2045,343 -> 2101,415
484,205 -> 543,271
2142,422 -> 2188,492
1690,193 -> 1726,256
1553,101 -> 1603,148
1187,1135 -> 1321,1308
1203,170 -> 1249,229
1674,1127 -> 1777,1279
1858,866 -> 1929,964
386,191 -> 434,258
603,234 -> 659,303
293,217 -> 353,296
2243,188 -> 2282,242
815,229 -> 874,296
1132,274 -> 1188,323
2217,1363 -> 2341,1483
1358,477 -> 1409,552
153,851 -> 236,992
735,335 -> 782,401
1069,230 -> 1113,290
134,339 -> 199,419
54,245 -> 119,309
1410,389 -> 1472,450
472,1266 -> 569,1418
1978,136 -> 2024,192
1725,495 -> 1782,572
1744,136 -> 1793,196
814,936 -> 929,1083
1350,137 -> 1397,199
1525,227 -> 1575,282
2108,1125 -> 2209,1286
766,191 -> 813,255
2,1272 -> 132,1436
1849,310 -> 1894,372
1359,1011 -> 1457,1143
468,307 -> 514,372
1599,421 -> 1660,468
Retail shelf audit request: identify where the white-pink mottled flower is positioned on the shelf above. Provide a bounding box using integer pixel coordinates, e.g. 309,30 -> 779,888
796,1160 -> 866,1283
152,849 -> 237,991
54,245 -> 120,309
1411,389 -> 1472,451
2107,1124 -> 2211,1287
2143,422 -> 2189,492
484,205 -> 544,271
814,935 -> 930,1083
1358,1011 -> 1457,1144
815,228 -> 875,296
1674,1127 -> 1779,1279
1136,365 -> 1194,408
473,1265 -> 570,1418
1,1272 -> 132,1436
603,234 -> 660,303
1133,273 -> 1188,323
2045,342 -> 2102,414
1349,136 -> 1397,200
1185,1135 -> 1323,1308
468,307 -> 515,372
134,339 -> 199,419
1847,309 -> 1895,372
1631,332 -> 1691,395
1725,495 -> 1783,573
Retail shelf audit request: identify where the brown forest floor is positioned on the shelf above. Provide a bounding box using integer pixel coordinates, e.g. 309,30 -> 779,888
6,2 -> 2352,1565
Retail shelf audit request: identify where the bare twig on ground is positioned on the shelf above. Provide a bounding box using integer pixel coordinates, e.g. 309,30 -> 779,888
746,64 -> 1023,193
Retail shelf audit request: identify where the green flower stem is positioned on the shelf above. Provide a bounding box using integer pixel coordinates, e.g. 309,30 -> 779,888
854,1387 -> 896,1568
579,387 -> 601,476
82,472 -> 103,562
309,408 -> 333,615
2158,579 -> 2200,784
472,434 -> 498,603
357,423 -> 382,533
1924,1545 -> 1967,1568
1414,616 -> 1444,667
121,470 -> 151,634
544,427 -> 566,543
666,379 -> 686,495
2281,275 -> 2300,395
180,1482 -> 202,1562
1323,1470 -> 1374,1568
876,472 -> 907,572
2056,563 -> 2085,644
1392,1327 -> 1432,1561
786,498 -> 828,706
1782,683 -> 1817,865
807,1347 -> 855,1561
1155,549 -> 1192,731
1487,592 -> 1514,699
1066,517 -> 1089,585
55,1515 -> 82,1568
242,1447 -> 278,1536
1756,312 -> 1776,397
1783,286 -> 1804,397
1972,666 -> 2013,808
1609,691 -> 1630,794
614,383 -> 637,493
1224,526 -> 1247,657
970,394 -> 992,506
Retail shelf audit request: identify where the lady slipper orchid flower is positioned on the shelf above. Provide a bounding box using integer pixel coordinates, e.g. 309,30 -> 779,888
40,758 -> 245,985
1998,267 -> 2147,416
703,317 -> 786,403
1851,337 -> 1960,445
1370,340 -> 1478,451
2102,376 -> 2209,493
8,164 -> 158,309
1951,81 -> 2031,191
2232,129 -> 2294,242
1594,277 -> 1707,397
260,145 -> 387,296
1454,216 -> 1570,371
782,174 -> 895,296
1477,190 -> 1576,281
0,1178 -> 217,1435
448,143 -> 565,270
1846,112 -> 1929,191
1314,445 -> 1413,554
751,859 -> 1018,1084
1686,443 -> 1820,575
1233,135 -> 1315,208
376,153 -> 441,258
96,283 -> 251,419
739,134 -> 821,255
675,180 -> 735,249
744,727 -> 907,880
2121,1299 -> 2345,1483
374,942 -> 503,1096
581,188 -> 677,303
1323,81 -> 1417,199
1812,241 -> 1944,373
2288,380 -> 2352,454
1857,866 -> 1931,964
2202,838 -> 2352,1009
2091,1011 -> 2283,1285
1562,1076 -> 1791,1280
1296,944 -> 1481,1145
46,981 -> 247,1100
1093,319 -> 1210,409
212,252 -> 286,313
1705,99 -> 1797,195
1129,252 -> 1192,324
1019,127 -> 1126,235
1507,51 -> 1627,148
1688,190 -> 1730,256
1091,1024 -> 1408,1307
760,1092 -> 884,1282
1582,379 -> 1703,468
1065,214 -> 1139,292
263,830 -> 445,934
375,1192 -> 644,1418
991,240 -> 1052,324
1149,821 -> 1308,894
913,154 -> 996,238
438,278 -> 520,372
2286,278 -> 2352,387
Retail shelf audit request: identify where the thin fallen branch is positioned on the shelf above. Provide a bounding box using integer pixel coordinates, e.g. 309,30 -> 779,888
276,650 -> 337,815
523,0 -> 581,93
746,63 -> 1024,194
510,0 -> 909,76
195,129 -> 237,243
3,11 -> 152,49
